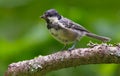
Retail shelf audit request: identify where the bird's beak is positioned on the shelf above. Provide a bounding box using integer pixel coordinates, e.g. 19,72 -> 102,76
40,14 -> 46,19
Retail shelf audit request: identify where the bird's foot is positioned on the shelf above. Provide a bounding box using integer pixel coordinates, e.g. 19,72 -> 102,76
68,47 -> 75,51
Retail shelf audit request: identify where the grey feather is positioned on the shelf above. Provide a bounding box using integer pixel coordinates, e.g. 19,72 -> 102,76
59,17 -> 89,32
59,17 -> 111,42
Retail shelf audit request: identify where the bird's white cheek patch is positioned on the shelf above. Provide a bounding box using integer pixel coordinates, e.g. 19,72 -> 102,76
48,17 -> 58,23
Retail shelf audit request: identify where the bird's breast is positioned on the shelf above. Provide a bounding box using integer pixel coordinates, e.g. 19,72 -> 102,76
49,28 -> 79,44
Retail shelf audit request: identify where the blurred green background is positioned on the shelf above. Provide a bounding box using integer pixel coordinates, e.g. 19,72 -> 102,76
0,0 -> 120,76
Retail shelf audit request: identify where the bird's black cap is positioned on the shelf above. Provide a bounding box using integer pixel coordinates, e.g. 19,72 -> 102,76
41,9 -> 61,20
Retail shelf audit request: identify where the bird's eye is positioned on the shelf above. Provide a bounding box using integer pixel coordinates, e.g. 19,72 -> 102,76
49,14 -> 52,17
46,12 -> 53,17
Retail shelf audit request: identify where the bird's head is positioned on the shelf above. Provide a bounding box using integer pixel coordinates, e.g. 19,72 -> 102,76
41,9 -> 61,22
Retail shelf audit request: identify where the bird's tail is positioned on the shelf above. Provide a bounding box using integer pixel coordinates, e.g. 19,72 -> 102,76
86,33 -> 111,42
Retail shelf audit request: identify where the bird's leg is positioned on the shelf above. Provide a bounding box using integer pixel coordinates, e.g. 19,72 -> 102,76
61,44 -> 67,51
68,41 -> 77,51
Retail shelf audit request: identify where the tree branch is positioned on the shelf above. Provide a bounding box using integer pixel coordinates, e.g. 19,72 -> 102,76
5,43 -> 120,76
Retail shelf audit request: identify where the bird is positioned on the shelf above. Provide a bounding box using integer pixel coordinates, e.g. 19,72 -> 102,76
41,9 -> 110,51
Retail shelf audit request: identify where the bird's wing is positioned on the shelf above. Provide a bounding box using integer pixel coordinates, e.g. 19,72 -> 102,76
59,17 -> 89,32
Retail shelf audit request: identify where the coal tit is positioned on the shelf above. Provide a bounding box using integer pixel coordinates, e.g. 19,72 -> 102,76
41,9 -> 110,51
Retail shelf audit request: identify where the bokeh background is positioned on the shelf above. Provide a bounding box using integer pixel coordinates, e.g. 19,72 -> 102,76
0,0 -> 120,76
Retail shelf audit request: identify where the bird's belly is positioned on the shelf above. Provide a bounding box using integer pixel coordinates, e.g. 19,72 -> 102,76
49,28 -> 79,44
